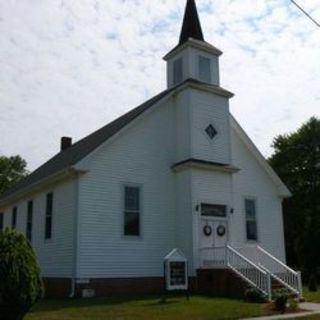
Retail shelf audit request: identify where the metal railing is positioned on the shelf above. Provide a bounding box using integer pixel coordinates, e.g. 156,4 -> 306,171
226,246 -> 271,299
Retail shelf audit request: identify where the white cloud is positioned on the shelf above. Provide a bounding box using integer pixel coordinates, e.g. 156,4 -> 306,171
0,0 -> 319,170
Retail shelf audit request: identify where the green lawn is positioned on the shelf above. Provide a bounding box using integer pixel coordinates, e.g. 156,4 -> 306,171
25,296 -> 272,320
304,290 -> 320,303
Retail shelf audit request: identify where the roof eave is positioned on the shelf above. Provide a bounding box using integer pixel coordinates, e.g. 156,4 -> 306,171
163,38 -> 223,61
179,79 -> 234,98
0,167 -> 85,209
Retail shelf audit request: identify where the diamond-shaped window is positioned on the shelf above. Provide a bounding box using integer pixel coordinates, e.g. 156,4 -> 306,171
205,125 -> 217,140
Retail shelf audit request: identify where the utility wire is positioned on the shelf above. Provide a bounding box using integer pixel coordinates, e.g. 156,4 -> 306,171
289,0 -> 320,28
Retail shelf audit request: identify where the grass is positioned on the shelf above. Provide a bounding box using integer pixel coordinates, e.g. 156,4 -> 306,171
287,289 -> 320,320
304,290 -> 320,303
25,295 -> 272,320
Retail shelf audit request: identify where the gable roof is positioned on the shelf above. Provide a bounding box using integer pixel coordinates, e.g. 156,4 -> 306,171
0,78 -> 289,204
0,84 -> 177,202
2,78 -> 233,203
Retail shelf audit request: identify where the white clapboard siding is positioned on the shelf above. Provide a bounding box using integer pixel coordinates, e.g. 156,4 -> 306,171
230,126 -> 286,262
0,178 -> 77,277
76,99 -> 177,278
190,88 -> 231,164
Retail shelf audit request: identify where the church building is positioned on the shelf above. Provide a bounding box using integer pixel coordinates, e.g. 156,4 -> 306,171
0,0 -> 302,299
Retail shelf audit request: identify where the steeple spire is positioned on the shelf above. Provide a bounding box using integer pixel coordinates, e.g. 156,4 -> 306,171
179,0 -> 204,45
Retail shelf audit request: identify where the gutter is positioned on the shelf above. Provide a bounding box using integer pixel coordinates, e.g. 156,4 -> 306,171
69,174 -> 80,298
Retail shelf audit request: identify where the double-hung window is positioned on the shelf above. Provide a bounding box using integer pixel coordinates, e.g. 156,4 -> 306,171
124,186 -> 140,236
45,193 -> 53,240
245,199 -> 258,241
26,200 -> 33,241
12,207 -> 17,229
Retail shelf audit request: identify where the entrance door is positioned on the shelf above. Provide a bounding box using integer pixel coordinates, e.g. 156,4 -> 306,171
199,203 -> 228,268
200,219 -> 228,249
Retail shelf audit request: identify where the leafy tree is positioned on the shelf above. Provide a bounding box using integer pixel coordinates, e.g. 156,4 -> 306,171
269,117 -> 320,286
0,155 -> 28,196
0,229 -> 44,320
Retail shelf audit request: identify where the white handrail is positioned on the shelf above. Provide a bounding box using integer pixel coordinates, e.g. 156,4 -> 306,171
257,246 -> 298,275
236,245 -> 302,298
226,246 -> 271,300
227,246 -> 267,274
256,245 -> 302,297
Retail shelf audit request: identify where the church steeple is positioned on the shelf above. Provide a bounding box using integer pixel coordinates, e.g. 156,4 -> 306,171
164,0 -> 223,89
179,0 -> 204,45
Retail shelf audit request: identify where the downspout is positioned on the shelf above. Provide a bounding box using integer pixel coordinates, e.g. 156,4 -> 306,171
69,175 -> 80,298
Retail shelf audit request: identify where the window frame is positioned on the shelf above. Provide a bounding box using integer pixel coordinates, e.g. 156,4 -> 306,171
45,192 -> 54,240
12,207 -> 17,229
244,197 -> 258,242
123,184 -> 142,238
26,200 -> 33,241
173,57 -> 183,86
198,55 -> 212,83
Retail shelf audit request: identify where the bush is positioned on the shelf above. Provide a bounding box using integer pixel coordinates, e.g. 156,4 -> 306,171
273,289 -> 290,313
288,298 -> 299,311
245,288 -> 267,303
0,229 -> 44,320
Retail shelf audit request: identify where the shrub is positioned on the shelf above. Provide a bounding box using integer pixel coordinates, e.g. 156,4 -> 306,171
0,229 -> 44,320
245,288 -> 267,303
288,298 -> 299,311
273,289 -> 290,313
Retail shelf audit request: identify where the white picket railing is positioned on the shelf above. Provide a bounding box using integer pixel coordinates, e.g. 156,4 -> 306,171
226,246 -> 272,300
198,245 -> 303,299
236,245 -> 302,298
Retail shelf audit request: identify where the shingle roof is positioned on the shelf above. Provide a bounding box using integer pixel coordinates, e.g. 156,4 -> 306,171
0,79 -> 234,202
0,85 -> 176,201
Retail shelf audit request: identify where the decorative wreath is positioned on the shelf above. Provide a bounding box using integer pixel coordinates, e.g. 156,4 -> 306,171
203,225 -> 212,236
217,225 -> 226,237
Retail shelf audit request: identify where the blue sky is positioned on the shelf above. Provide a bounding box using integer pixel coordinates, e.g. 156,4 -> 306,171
0,0 -> 319,170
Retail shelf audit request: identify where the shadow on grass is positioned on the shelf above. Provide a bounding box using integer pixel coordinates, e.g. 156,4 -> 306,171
30,295 -> 162,313
141,299 -> 181,307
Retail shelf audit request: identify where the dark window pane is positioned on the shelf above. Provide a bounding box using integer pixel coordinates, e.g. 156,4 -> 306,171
201,204 -> 227,217
173,58 -> 183,85
199,56 -> 211,83
245,199 -> 256,220
45,217 -> 52,239
124,211 -> 140,236
246,221 -> 257,241
27,201 -> 33,241
12,207 -> 17,229
45,193 -> 53,239
0,213 -> 3,231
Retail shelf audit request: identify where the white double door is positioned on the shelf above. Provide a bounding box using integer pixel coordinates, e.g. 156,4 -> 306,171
199,218 -> 228,267
200,218 -> 228,248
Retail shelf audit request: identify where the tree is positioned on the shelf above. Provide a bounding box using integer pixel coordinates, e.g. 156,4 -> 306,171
269,117 -> 320,287
0,229 -> 44,320
0,155 -> 28,196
